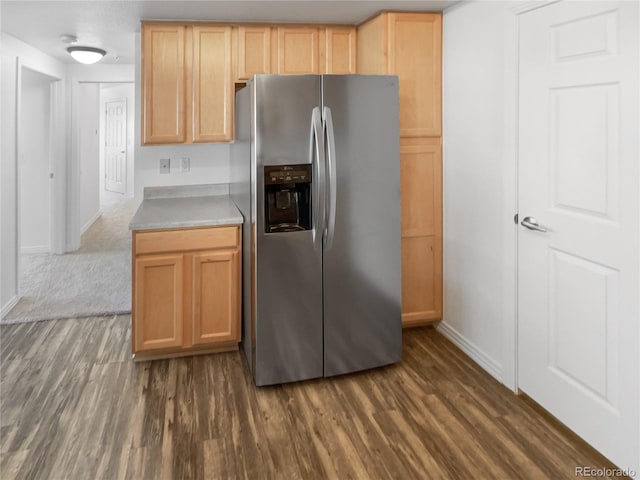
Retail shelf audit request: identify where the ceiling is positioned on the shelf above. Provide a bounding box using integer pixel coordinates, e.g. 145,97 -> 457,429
0,1 -> 459,65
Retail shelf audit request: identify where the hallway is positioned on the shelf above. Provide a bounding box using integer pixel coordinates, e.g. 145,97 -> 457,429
2,192 -> 135,323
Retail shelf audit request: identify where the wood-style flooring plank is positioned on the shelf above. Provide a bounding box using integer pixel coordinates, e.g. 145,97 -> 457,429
0,316 -> 627,480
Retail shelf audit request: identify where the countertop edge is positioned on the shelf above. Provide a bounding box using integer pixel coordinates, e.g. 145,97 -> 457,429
130,218 -> 243,232
129,189 -> 243,232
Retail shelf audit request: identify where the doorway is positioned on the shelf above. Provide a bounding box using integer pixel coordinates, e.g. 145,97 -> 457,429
98,83 -> 135,230
15,67 -> 58,318
77,82 -> 135,235
100,83 -> 134,199
4,80 -> 136,323
18,68 -> 55,255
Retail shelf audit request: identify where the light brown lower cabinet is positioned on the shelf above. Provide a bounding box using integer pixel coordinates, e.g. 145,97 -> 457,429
191,250 -> 239,346
400,140 -> 442,324
132,226 -> 241,360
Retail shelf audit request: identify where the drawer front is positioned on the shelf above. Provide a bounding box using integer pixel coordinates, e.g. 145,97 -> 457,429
135,226 -> 239,255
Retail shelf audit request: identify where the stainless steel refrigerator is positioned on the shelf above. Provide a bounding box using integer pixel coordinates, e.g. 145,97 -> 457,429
231,74 -> 401,386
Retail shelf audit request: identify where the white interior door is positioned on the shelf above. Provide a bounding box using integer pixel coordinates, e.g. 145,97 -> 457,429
105,99 -> 126,194
518,0 -> 639,473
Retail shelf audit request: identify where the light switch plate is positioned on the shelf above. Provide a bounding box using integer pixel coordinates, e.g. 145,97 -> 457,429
181,157 -> 190,173
159,158 -> 170,174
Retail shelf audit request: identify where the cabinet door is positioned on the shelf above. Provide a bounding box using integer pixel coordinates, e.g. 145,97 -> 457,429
388,13 -> 442,137
191,250 -> 240,346
192,26 -> 232,142
323,27 -> 356,74
276,27 -> 319,74
237,26 -> 272,81
142,24 -> 186,144
400,143 -> 442,325
134,254 -> 184,351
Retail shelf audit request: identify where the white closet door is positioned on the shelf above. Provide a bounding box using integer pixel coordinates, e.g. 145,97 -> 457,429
518,1 -> 639,473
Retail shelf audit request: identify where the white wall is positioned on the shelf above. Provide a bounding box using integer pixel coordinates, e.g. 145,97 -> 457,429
100,83 -> 135,197
133,33 -> 230,206
441,1 -> 517,387
1,33 -> 67,80
78,83 -> 101,233
20,68 -> 52,252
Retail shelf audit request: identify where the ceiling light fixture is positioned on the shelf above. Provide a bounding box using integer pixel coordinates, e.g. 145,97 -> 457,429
66,46 -> 106,65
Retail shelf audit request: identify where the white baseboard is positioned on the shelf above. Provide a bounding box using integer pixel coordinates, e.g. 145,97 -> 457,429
81,210 -> 102,235
21,245 -> 50,254
1,296 -> 19,319
437,321 -> 503,383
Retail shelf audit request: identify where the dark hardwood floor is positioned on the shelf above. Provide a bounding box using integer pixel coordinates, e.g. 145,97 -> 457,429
0,316 -> 625,479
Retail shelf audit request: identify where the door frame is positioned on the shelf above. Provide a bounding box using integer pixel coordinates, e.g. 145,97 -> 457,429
3,54 -> 64,317
15,63 -> 65,268
501,0 -> 561,392
17,64 -> 64,255
11,63 -> 64,310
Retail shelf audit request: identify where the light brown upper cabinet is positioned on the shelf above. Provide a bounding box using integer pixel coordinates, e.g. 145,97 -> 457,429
141,22 -> 232,145
322,27 -> 357,74
276,27 -> 320,74
142,21 -> 357,144
191,26 -> 233,142
236,26 -> 272,82
358,12 -> 443,326
389,13 -> 442,137
358,13 -> 442,138
142,24 -> 186,144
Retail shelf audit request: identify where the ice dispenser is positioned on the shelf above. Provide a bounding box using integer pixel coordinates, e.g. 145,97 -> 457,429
264,164 -> 311,233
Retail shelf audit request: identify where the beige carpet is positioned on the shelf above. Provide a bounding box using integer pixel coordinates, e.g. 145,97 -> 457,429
2,192 -> 136,324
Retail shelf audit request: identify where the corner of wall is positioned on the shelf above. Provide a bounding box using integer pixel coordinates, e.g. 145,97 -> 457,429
437,321 -> 504,383
442,0 -> 516,390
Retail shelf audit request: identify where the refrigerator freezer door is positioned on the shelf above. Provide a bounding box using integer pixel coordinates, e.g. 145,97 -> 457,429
321,75 -> 402,377
253,75 -> 324,386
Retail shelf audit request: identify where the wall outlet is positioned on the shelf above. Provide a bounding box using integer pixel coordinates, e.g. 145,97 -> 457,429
181,157 -> 190,173
159,158 -> 170,174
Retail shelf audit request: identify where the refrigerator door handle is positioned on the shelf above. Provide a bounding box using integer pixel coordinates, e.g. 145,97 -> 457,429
310,106 -> 325,250
323,106 -> 337,250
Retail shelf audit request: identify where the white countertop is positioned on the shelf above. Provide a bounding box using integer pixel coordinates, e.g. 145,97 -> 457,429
129,184 -> 243,231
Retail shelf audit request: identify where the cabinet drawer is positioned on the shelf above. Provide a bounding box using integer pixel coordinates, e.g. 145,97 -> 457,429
135,226 -> 239,255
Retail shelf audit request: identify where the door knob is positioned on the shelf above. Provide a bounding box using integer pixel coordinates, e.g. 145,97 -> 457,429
521,216 -> 547,232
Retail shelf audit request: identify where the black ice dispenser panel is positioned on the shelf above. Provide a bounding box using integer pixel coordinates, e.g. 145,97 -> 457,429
264,164 -> 312,233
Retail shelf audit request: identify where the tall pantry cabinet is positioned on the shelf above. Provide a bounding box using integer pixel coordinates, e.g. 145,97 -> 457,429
358,13 -> 443,326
